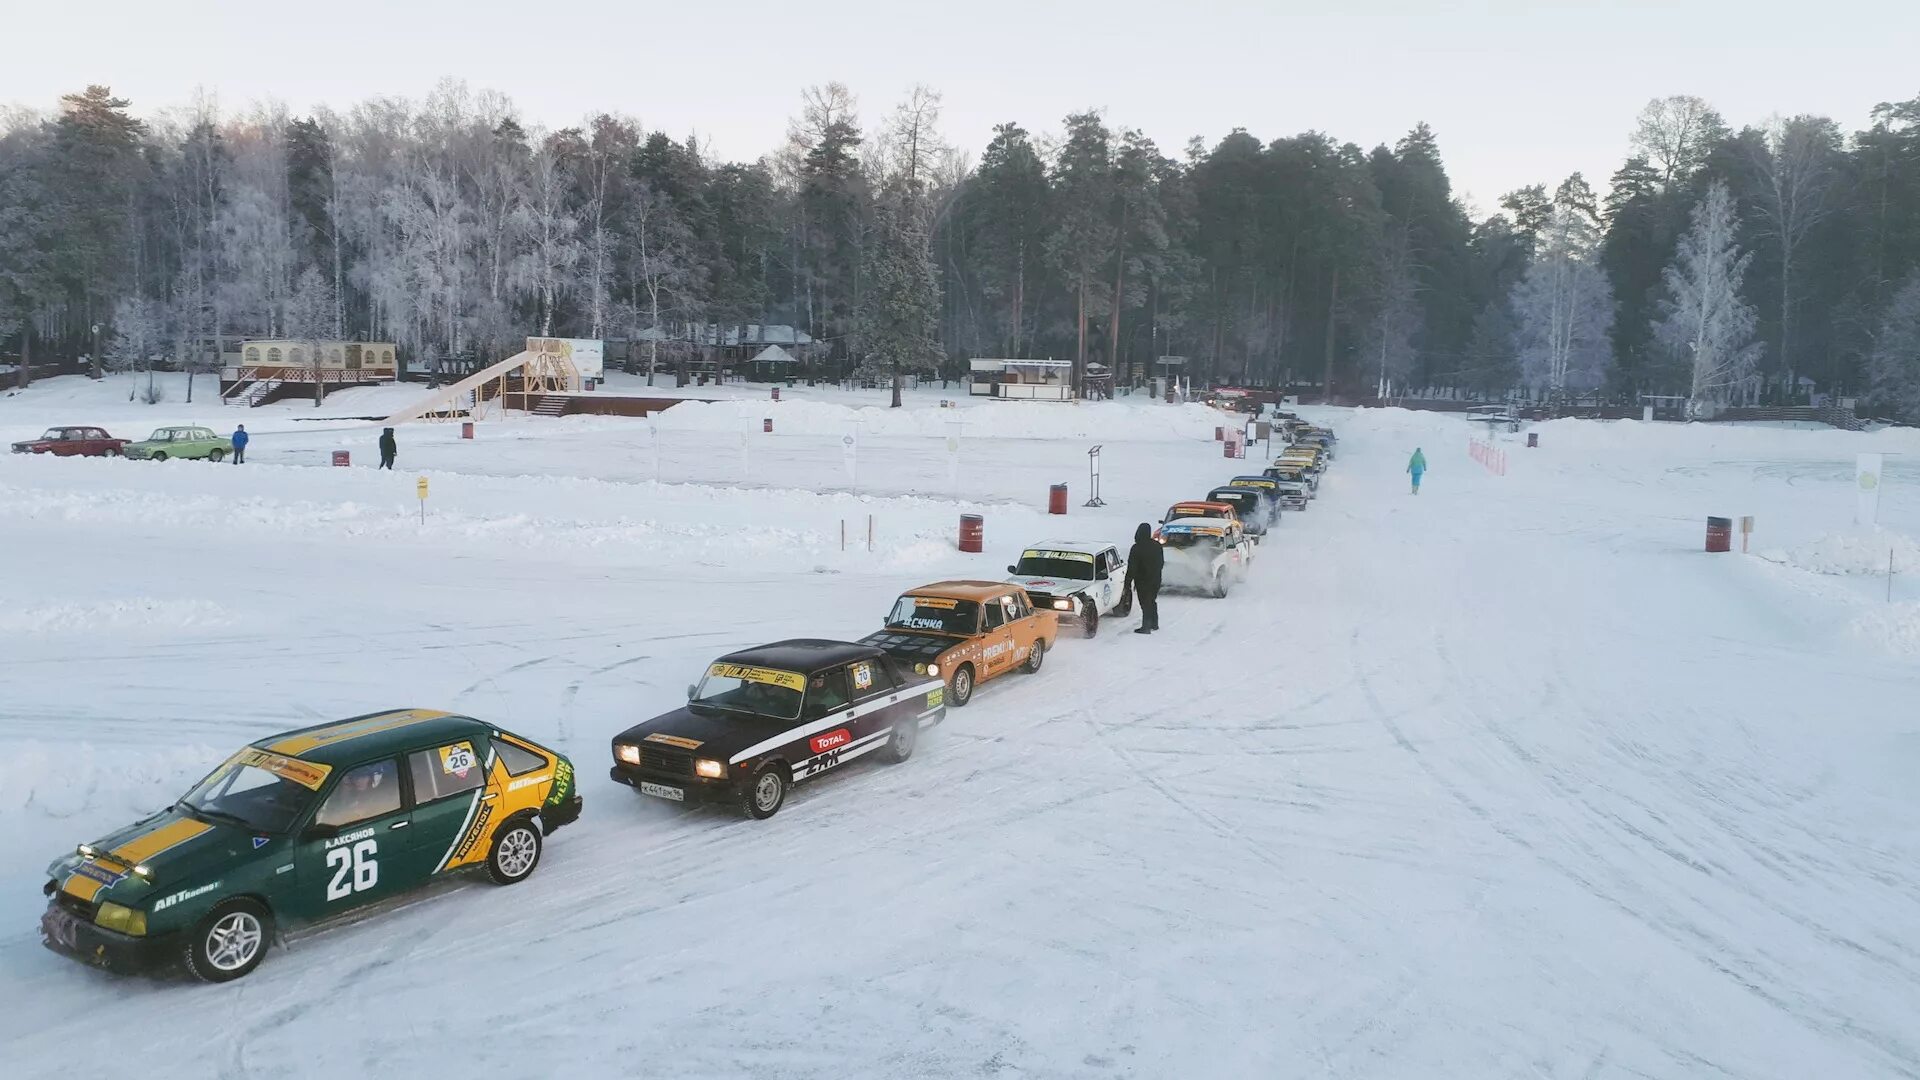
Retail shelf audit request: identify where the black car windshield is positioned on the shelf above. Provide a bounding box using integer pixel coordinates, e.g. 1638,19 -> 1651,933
1013,550 -> 1096,580
180,759 -> 319,835
692,662 -> 806,721
885,595 -> 979,635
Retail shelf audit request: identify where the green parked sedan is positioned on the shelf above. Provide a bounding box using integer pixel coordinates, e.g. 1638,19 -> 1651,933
124,425 -> 233,462
40,709 -> 582,982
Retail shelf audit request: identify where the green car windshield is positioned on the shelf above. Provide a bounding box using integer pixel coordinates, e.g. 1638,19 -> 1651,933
180,762 -> 316,834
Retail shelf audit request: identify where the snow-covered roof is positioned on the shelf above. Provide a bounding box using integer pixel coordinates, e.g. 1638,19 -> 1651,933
748,344 -> 799,365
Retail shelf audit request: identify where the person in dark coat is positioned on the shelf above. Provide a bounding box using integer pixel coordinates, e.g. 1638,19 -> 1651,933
378,427 -> 397,470
1123,522 -> 1164,634
229,424 -> 248,465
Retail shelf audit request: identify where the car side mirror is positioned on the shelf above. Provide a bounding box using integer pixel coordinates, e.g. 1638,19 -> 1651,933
1006,565 -> 1017,574
302,822 -> 339,842
686,684 -> 697,700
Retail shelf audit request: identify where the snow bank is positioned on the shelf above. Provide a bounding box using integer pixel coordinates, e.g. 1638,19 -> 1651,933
1853,601 -> 1920,656
0,741 -> 223,823
1767,528 -> 1920,576
0,597 -> 236,635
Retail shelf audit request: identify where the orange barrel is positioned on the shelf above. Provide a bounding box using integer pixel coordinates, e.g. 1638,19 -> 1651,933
763,418 -> 772,433
771,387 -> 780,401
1705,516 -> 1732,553
1527,432 -> 1539,448
461,421 -> 474,439
331,450 -> 350,467
959,514 -> 985,553
1048,484 -> 1068,515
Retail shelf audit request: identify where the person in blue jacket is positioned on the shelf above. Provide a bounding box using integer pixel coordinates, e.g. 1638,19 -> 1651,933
230,424 -> 249,465
1407,447 -> 1426,494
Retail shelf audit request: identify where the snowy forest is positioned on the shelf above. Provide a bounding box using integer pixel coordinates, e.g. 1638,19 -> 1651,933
5,81 -> 1920,416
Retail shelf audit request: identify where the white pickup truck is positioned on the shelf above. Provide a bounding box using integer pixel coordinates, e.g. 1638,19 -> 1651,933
1006,540 -> 1129,637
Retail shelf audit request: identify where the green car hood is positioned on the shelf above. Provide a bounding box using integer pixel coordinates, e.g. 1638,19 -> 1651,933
47,806 -> 276,907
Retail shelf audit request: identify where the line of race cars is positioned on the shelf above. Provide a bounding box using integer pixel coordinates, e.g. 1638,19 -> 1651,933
37,417 -> 1336,983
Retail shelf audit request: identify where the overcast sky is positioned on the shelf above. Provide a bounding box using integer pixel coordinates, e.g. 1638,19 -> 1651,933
7,0 -> 1916,215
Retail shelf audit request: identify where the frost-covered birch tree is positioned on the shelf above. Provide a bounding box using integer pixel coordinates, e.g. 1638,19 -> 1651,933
1655,181 -> 1763,411
104,294 -> 166,373
514,137 -> 582,337
1866,273 -> 1920,423
1510,175 -> 1613,394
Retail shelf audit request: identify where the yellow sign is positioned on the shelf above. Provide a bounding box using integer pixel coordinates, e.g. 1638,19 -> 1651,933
417,477 -> 429,498
707,663 -> 807,692
232,747 -> 334,791
1023,549 -> 1094,564
904,595 -> 960,609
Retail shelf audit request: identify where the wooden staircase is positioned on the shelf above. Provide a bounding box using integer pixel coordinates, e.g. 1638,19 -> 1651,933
532,395 -> 569,418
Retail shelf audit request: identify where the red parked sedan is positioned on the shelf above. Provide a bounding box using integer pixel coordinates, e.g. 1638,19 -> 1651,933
9,426 -> 129,457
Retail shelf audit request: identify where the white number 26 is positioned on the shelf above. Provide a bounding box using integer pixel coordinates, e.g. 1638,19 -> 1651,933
324,839 -> 379,901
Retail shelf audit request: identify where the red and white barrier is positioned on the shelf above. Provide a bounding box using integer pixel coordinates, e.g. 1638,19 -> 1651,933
1468,438 -> 1508,476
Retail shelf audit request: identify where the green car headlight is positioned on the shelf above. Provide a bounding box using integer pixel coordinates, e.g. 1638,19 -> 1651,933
95,902 -> 147,936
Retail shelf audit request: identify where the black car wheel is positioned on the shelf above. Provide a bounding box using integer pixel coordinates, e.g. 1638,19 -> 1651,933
207,448 -> 225,463
1080,597 -> 1100,638
183,898 -> 272,983
882,718 -> 918,763
485,817 -> 542,884
742,763 -> 788,819
1212,569 -> 1230,599
949,664 -> 975,707
1023,639 -> 1046,674
151,452 -> 168,462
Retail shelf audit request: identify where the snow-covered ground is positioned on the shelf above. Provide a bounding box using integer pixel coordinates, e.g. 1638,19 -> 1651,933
3,374 -> 1918,1078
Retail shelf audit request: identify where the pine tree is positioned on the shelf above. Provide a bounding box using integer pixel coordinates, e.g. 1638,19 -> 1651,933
969,123 -> 1049,357
1046,112 -> 1116,396
47,86 -> 147,378
855,191 -> 940,405
1600,156 -> 1669,393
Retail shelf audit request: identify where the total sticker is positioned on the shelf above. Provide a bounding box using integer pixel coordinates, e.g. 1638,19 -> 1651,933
440,742 -> 476,779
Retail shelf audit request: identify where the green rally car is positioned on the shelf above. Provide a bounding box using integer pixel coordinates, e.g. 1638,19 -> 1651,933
123,425 -> 233,462
40,709 -> 581,982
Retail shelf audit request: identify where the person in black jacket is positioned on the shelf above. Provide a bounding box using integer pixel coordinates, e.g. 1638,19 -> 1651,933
1123,522 -> 1163,634
378,427 -> 397,470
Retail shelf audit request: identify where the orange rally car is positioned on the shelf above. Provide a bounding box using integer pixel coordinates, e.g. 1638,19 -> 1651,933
859,581 -> 1058,707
